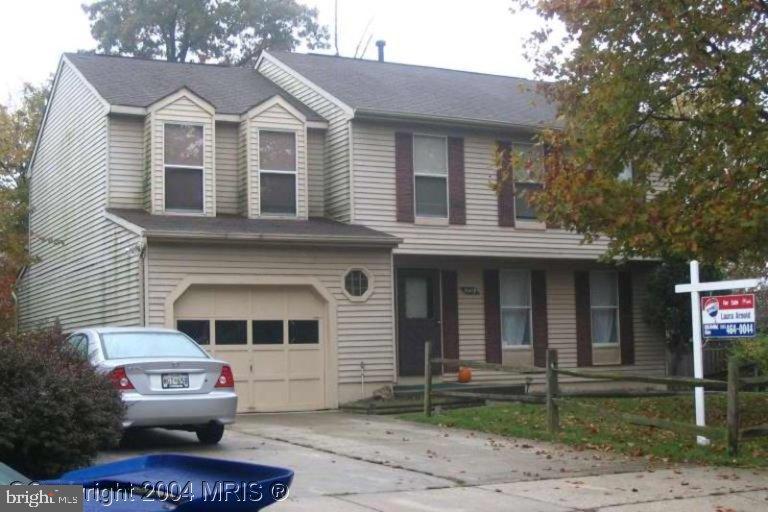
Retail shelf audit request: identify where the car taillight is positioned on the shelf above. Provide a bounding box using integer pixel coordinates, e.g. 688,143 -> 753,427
216,365 -> 234,388
109,367 -> 134,391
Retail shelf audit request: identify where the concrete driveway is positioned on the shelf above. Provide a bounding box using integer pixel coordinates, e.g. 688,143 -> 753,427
100,411 -> 768,511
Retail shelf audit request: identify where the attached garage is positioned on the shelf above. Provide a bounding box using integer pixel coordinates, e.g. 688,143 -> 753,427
172,282 -> 335,412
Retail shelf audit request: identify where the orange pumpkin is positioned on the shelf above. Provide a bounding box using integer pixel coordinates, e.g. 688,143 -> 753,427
457,367 -> 472,383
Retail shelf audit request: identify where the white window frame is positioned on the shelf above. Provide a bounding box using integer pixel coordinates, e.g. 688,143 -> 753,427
618,162 -> 633,182
499,269 -> 533,348
589,270 -> 621,345
341,266 -> 374,302
512,142 -> 544,222
162,122 -> 206,215
258,128 -> 299,218
413,134 -> 449,219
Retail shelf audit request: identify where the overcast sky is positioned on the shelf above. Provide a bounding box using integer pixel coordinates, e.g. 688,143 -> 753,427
0,0 -> 553,106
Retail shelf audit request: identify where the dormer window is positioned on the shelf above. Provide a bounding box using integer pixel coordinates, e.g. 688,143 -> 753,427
259,130 -> 297,216
164,123 -> 204,212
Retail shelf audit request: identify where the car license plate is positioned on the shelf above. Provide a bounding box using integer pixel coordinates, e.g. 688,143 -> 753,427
162,373 -> 189,389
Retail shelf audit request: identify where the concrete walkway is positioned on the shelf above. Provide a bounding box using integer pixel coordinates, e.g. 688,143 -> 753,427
100,411 -> 768,511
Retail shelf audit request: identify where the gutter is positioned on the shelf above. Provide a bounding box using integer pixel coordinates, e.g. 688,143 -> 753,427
353,108 -> 562,132
144,230 -> 402,248
108,104 -> 329,130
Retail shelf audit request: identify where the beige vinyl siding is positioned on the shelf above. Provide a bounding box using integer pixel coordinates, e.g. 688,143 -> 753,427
149,95 -> 215,215
145,243 -> 395,384
458,267 -> 486,361
259,58 -> 352,222
238,120 -> 249,215
215,122 -> 240,215
247,102 -> 308,219
108,115 -> 144,208
353,121 -> 611,259
307,128 -> 325,217
143,115 -> 152,210
17,60 -> 142,331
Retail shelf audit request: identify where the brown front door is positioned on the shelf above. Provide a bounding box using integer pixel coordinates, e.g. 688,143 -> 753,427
397,269 -> 442,377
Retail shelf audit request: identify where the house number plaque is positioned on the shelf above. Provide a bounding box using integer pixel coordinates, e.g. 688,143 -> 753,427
461,286 -> 480,296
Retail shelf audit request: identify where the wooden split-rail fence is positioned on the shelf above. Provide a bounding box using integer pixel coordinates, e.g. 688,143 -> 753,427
422,342 -> 768,456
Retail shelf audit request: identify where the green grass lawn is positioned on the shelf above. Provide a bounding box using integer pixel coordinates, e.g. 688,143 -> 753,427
402,394 -> 768,467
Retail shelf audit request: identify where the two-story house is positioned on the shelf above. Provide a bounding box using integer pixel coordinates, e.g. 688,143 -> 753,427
17,51 -> 665,413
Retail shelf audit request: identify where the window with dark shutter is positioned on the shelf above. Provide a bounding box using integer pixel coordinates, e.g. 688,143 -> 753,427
483,269 -> 502,364
441,271 -> 460,371
496,140 -> 515,226
531,270 -> 549,367
447,137 -> 466,225
395,132 -> 415,222
618,271 -> 635,365
574,271 -> 593,367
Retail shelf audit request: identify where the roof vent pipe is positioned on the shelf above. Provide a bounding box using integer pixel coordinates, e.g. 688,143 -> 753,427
375,40 -> 386,62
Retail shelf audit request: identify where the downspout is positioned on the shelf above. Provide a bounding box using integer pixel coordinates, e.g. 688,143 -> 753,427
138,237 -> 148,326
10,290 -> 19,334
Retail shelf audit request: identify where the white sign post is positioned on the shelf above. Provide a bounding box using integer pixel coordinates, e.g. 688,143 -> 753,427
675,261 -> 765,446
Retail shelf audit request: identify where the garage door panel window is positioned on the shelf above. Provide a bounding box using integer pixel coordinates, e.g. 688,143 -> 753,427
252,320 -> 284,344
177,319 -> 210,345
289,320 -> 319,344
259,131 -> 297,216
215,320 -> 247,345
164,123 -> 204,212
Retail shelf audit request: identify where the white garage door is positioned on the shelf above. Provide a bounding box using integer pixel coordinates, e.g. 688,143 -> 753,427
174,284 -> 328,412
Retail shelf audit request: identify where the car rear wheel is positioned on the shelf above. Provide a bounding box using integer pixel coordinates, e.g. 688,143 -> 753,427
196,422 -> 224,445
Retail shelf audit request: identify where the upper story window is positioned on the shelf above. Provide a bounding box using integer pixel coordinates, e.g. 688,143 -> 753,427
514,145 -> 543,221
413,135 -> 448,218
259,130 -> 297,216
590,271 -> 619,344
618,162 -> 633,182
164,124 -> 204,212
500,270 -> 532,347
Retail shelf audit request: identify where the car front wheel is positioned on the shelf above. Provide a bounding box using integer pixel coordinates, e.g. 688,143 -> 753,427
196,422 -> 225,445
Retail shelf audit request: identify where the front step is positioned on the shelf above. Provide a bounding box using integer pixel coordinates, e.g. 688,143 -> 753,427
393,382 -> 527,399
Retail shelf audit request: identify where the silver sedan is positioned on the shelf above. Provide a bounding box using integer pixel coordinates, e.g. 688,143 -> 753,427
65,327 -> 237,444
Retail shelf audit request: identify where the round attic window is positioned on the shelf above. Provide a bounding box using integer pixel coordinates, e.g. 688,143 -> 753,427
344,269 -> 370,298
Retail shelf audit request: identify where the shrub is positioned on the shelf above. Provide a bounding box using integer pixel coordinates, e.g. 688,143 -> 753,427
731,335 -> 768,374
0,326 -> 124,478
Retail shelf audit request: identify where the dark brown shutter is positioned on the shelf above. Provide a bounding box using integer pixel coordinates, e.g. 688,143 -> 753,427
441,270 -> 460,372
618,271 -> 635,365
531,270 -> 549,368
575,271 -> 593,367
483,269 -> 502,364
395,132 -> 414,222
496,140 -> 515,226
447,137 -> 466,225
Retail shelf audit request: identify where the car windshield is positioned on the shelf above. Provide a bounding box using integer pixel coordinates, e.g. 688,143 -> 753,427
100,332 -> 208,359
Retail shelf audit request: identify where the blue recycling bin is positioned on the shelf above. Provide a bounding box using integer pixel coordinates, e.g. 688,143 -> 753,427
46,454 -> 293,511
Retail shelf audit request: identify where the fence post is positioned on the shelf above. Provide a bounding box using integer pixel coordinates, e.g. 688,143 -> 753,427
727,356 -> 740,457
424,340 -> 433,417
546,348 -> 559,434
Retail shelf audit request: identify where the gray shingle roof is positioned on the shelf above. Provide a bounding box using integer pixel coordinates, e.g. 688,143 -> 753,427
108,209 -> 400,247
267,51 -> 558,128
65,53 -> 324,120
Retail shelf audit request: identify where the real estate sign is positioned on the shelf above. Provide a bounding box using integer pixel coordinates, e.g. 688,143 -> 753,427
701,293 -> 756,338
